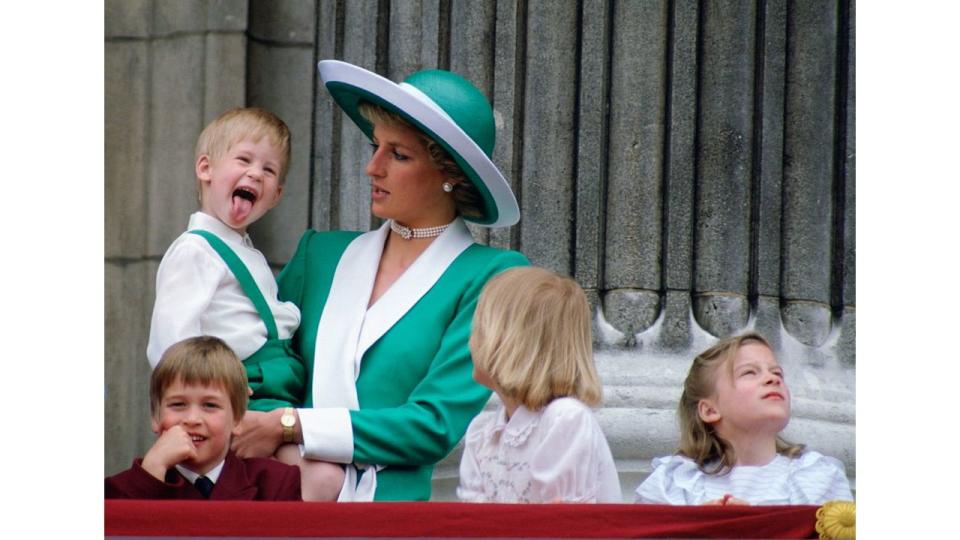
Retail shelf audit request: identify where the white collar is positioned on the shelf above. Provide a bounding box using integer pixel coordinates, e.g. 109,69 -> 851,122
188,211 -> 254,248
310,217 -> 474,409
486,403 -> 541,448
175,458 -> 226,484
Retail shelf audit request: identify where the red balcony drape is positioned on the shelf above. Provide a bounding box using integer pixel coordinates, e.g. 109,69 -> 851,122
105,500 -> 818,538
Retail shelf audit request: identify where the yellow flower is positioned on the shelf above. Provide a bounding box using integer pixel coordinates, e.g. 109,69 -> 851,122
816,500 -> 855,540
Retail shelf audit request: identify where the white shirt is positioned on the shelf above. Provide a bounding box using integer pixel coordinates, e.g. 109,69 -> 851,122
457,397 -> 622,503
634,451 -> 853,505
146,212 -> 301,366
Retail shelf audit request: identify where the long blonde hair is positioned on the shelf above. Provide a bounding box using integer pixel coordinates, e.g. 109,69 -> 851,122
678,331 -> 804,474
470,266 -> 602,410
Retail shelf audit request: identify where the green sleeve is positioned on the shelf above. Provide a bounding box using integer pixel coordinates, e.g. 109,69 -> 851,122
349,249 -> 530,466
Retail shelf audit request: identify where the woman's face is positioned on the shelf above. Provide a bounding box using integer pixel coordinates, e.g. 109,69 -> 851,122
365,122 -> 457,227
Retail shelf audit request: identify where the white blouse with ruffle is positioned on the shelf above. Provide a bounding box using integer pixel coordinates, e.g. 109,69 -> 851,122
634,451 -> 853,505
457,397 -> 622,503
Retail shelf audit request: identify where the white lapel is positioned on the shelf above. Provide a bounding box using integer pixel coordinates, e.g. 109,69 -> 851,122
310,223 -> 389,408
310,218 -> 474,409
354,218 -> 474,368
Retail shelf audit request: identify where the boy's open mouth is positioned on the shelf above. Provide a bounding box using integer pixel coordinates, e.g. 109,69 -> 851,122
233,187 -> 258,203
231,187 -> 258,222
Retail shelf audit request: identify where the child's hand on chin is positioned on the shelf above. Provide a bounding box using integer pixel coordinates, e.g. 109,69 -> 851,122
141,425 -> 199,481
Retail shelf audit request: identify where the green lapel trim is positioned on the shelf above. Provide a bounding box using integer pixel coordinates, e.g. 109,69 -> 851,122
188,229 -> 279,340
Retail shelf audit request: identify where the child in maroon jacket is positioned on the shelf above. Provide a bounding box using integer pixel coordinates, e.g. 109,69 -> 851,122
106,336 -> 300,500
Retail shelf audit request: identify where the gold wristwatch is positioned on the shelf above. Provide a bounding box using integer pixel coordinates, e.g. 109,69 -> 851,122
280,407 -> 296,443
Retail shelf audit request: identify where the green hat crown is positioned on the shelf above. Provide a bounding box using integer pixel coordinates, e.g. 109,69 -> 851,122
404,70 -> 496,158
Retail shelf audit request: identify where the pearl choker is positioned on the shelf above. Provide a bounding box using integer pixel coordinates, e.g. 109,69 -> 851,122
390,219 -> 454,240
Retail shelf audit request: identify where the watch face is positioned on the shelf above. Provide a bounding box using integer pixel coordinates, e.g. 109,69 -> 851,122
281,414 -> 295,428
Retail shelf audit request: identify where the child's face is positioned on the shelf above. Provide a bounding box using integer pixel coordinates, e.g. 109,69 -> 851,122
700,342 -> 791,437
151,378 -> 239,475
197,137 -> 285,234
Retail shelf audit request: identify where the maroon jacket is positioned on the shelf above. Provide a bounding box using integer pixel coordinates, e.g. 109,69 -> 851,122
105,450 -> 301,500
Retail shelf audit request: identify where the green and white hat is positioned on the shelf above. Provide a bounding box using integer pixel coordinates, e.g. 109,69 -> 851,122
317,59 -> 520,228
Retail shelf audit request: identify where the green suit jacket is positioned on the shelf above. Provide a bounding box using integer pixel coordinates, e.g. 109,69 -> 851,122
278,222 -> 528,500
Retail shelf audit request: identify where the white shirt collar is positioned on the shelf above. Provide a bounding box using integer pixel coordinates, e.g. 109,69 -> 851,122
188,211 -> 254,248
487,403 -> 541,447
175,459 -> 226,484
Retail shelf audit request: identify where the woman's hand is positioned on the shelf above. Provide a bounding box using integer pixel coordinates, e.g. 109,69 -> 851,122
231,410 -> 282,458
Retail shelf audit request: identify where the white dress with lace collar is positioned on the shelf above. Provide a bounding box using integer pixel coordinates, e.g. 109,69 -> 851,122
456,397 -> 622,503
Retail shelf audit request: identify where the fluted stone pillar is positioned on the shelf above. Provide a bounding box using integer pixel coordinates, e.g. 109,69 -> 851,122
692,0 -> 754,338
602,0 -> 667,346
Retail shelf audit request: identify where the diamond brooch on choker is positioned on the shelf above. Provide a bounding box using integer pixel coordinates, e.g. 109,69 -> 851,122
390,220 -> 454,240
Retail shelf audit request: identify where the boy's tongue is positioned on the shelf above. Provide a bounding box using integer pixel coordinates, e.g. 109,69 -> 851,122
231,194 -> 253,223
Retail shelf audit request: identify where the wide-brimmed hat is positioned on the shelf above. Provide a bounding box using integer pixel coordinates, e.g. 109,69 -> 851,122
317,59 -> 519,228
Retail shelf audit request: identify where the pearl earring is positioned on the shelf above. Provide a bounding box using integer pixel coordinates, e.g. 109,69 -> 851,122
442,182 -> 454,193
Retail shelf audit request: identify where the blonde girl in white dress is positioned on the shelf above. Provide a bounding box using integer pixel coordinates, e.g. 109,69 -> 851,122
456,267 -> 621,503
635,332 -> 853,505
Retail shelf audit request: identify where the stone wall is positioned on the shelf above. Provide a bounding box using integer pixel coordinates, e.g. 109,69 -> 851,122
106,0 -> 855,500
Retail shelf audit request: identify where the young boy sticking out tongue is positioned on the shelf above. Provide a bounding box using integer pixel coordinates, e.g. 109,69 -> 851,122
146,107 -> 344,501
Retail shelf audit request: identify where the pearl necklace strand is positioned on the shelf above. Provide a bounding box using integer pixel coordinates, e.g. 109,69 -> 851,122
390,219 -> 454,240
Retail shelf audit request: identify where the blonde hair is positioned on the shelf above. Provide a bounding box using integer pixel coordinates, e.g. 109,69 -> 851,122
150,336 -> 248,421
678,331 -> 804,475
470,266 -> 602,410
195,107 -> 292,190
357,102 -> 485,219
